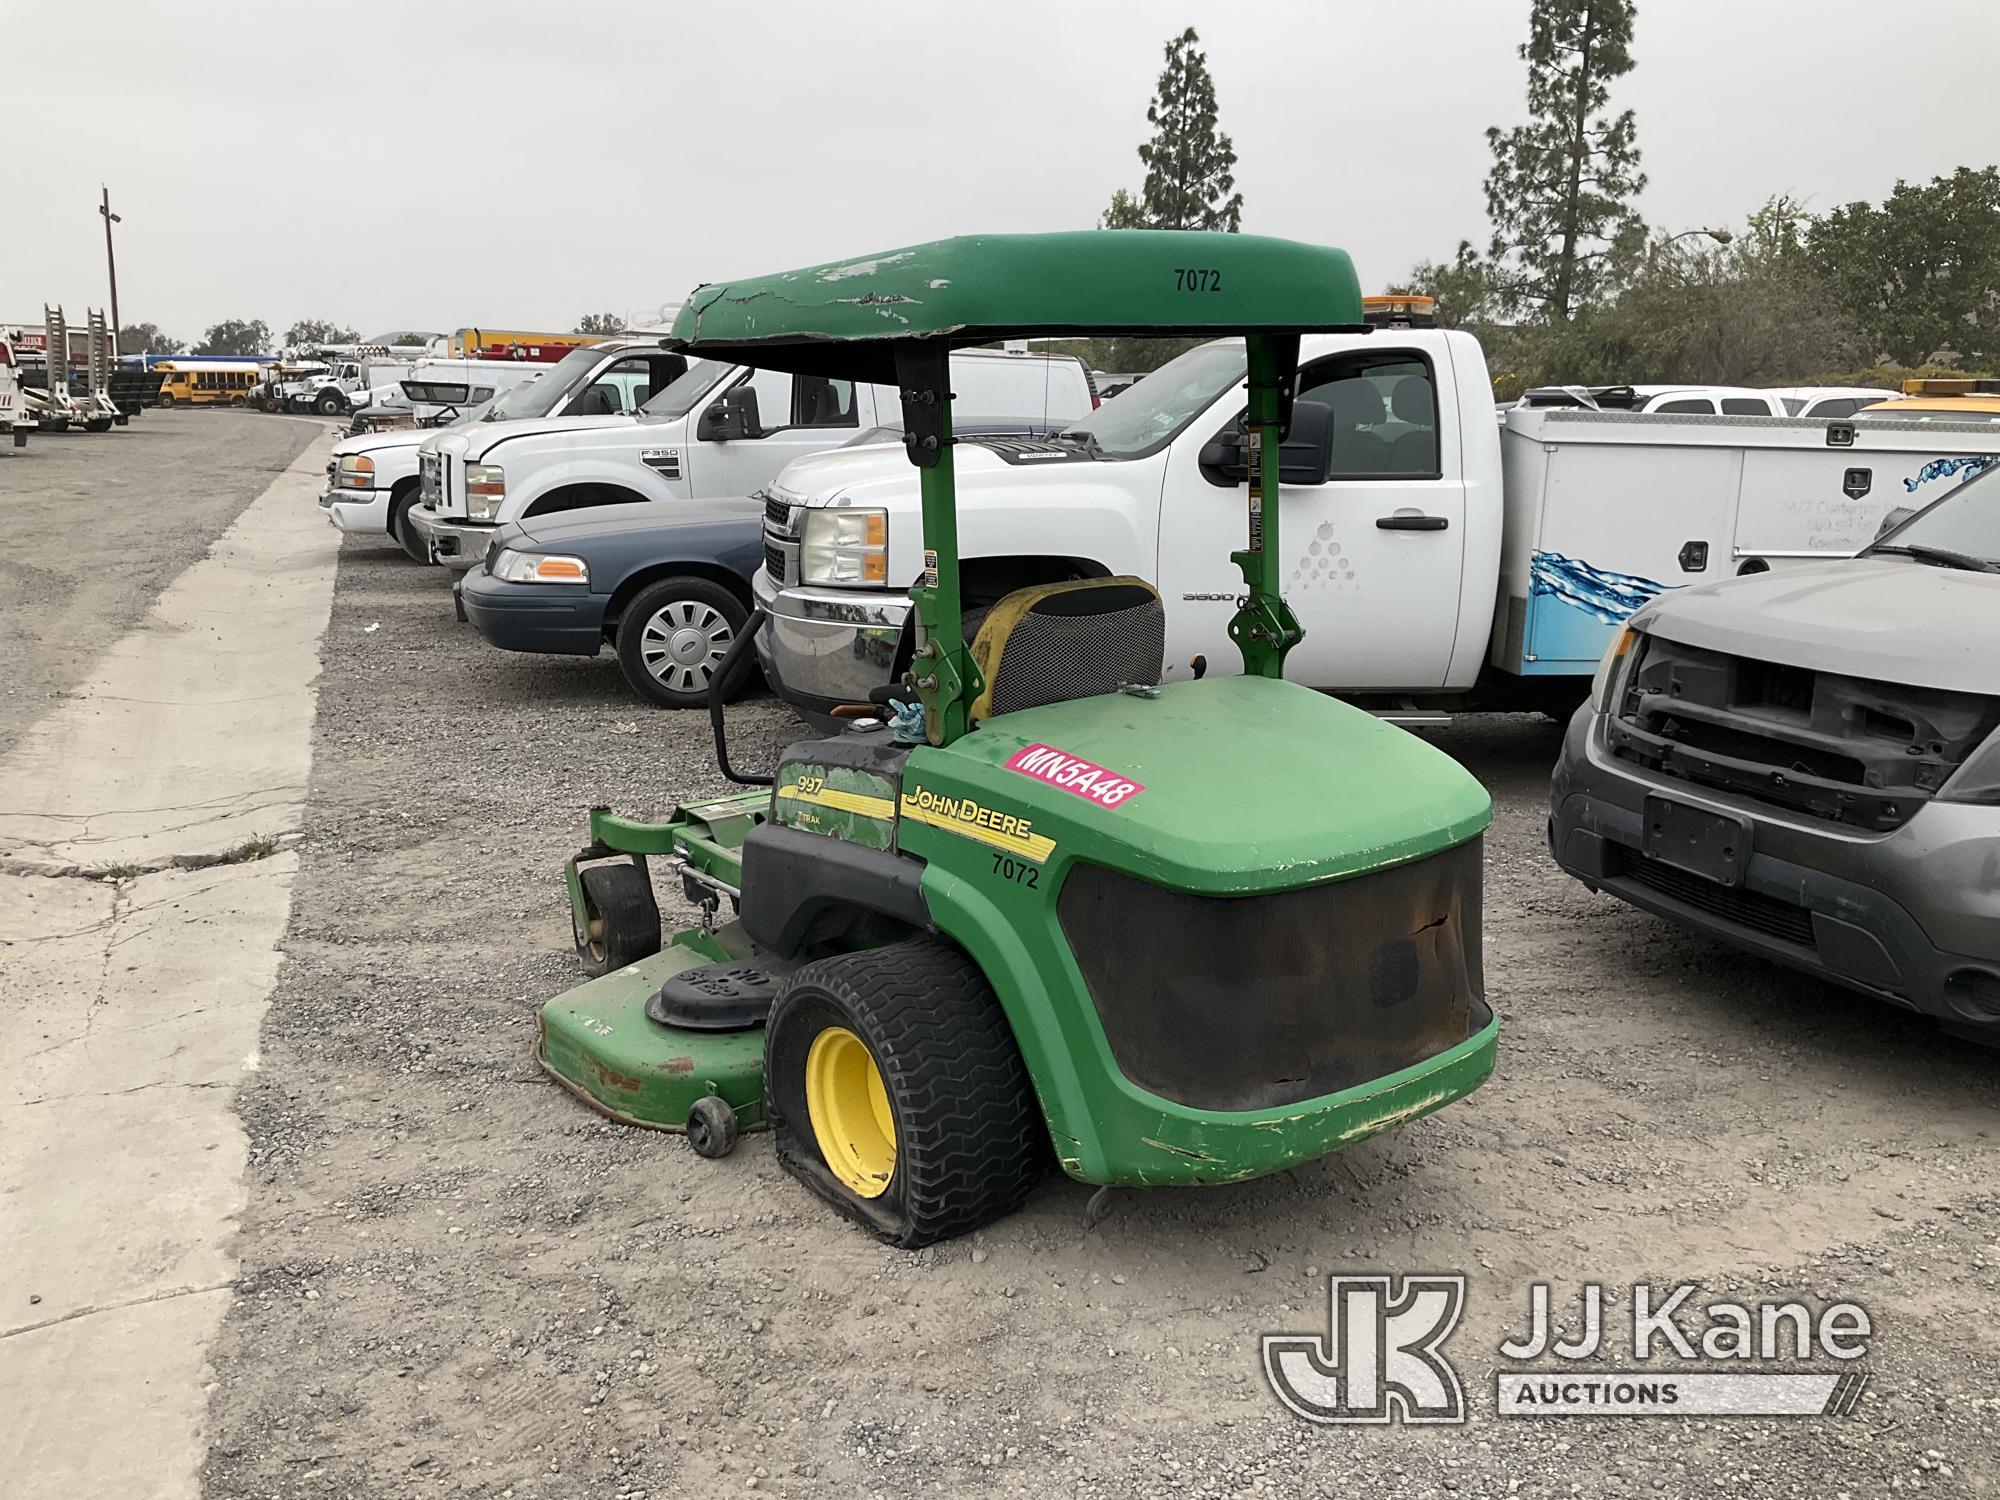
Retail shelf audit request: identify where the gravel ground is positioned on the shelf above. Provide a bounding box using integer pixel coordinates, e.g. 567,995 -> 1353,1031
0,409 -> 324,760
189,527 -> 1999,1499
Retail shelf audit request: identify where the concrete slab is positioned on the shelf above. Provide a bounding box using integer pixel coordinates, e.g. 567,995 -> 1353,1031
0,438 -> 340,872
0,431 -> 339,1500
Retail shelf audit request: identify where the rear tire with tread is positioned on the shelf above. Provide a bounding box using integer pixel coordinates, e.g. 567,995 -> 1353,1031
764,940 -> 1043,1247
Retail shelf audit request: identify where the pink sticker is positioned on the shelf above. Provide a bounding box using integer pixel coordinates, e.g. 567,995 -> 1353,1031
1004,743 -> 1146,808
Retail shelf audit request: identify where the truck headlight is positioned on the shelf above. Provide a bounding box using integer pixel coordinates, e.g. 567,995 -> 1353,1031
465,463 -> 505,519
334,454 -> 376,490
490,549 -> 588,584
1588,625 -> 1639,713
799,507 -> 888,586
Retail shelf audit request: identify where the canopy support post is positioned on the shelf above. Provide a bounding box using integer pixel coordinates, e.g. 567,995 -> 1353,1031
895,344 -> 980,747
1229,334 -> 1304,678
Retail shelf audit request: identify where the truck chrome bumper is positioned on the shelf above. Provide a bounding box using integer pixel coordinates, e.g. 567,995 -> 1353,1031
752,570 -> 909,714
410,503 -> 497,570
320,486 -> 391,534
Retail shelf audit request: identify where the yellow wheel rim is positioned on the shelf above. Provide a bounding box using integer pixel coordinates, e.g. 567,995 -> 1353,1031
804,1025 -> 896,1199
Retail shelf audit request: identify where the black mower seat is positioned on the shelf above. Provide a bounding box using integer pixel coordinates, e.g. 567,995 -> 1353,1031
967,576 -> 1164,722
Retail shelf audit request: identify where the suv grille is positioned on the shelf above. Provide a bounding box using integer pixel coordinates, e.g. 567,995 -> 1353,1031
1610,635 -> 2000,831
1618,850 -> 1816,947
1057,838 -> 1488,1111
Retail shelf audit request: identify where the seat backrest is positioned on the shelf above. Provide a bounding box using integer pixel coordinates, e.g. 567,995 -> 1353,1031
968,577 -> 1165,722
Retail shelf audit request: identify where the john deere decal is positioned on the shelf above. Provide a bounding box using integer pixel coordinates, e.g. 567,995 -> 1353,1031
1004,743 -> 1145,808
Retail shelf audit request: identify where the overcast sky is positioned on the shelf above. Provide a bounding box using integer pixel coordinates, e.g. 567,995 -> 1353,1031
12,0 -> 1998,343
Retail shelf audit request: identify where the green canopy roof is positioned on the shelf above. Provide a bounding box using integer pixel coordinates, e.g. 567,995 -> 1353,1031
666,230 -> 1364,381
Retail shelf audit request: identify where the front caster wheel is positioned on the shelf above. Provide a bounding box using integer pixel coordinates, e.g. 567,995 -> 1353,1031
686,1095 -> 739,1158
571,862 -> 660,977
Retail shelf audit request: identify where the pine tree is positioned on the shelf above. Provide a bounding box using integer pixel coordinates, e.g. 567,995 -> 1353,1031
1483,0 -> 1647,322
1101,27 -> 1243,233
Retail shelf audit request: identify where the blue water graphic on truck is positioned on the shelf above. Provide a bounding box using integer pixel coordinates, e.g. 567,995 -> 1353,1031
1520,551 -> 1670,675
1903,455 -> 1999,494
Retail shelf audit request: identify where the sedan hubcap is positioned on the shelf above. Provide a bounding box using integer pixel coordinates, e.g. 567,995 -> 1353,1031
639,600 -> 732,694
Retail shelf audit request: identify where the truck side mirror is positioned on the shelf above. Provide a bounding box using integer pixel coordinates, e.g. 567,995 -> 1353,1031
1875,505 -> 1916,538
697,386 -> 763,442
1196,400 -> 1336,486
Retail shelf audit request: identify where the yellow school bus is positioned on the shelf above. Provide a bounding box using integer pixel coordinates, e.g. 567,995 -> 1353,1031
155,361 -> 269,407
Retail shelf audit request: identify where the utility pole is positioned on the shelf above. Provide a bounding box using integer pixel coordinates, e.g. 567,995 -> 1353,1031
98,187 -> 121,353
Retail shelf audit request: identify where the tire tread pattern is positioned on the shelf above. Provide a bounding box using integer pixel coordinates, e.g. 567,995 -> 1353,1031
767,940 -> 1043,1246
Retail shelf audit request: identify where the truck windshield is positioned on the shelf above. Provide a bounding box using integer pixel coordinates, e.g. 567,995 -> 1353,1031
1055,340 -> 1247,460
1868,464 -> 2000,570
479,345 -> 604,423
640,359 -> 733,421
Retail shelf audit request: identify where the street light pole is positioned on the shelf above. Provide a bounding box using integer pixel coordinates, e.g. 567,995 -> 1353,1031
98,187 -> 122,353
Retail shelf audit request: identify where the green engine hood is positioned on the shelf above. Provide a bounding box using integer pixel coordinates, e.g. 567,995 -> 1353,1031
902,677 -> 1490,896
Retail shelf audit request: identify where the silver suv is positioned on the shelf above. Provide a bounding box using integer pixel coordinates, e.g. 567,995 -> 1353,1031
1550,461 -> 2000,1042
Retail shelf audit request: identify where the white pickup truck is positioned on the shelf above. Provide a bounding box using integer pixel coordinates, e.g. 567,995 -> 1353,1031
751,328 -> 2000,722
321,339 -> 688,561
405,349 -> 1096,569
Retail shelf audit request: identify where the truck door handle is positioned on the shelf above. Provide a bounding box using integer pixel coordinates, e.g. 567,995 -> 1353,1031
1376,513 -> 1449,531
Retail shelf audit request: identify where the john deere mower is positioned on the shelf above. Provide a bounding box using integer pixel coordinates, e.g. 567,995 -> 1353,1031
538,231 -> 1498,1246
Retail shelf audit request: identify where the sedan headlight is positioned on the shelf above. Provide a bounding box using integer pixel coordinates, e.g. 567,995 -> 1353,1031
465,463 -> 506,520
334,454 -> 375,489
798,507 -> 888,586
1588,624 -> 1639,712
490,549 -> 588,584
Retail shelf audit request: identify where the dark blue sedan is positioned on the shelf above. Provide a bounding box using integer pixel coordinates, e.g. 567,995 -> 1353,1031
459,498 -> 764,708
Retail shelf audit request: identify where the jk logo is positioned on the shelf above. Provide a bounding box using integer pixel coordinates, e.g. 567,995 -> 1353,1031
1262,1274 -> 1467,1425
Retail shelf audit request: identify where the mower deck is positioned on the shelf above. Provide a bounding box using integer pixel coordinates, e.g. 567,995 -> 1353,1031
536,941 -> 769,1134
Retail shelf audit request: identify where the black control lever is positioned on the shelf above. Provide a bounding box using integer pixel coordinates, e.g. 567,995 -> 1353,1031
709,608 -> 773,787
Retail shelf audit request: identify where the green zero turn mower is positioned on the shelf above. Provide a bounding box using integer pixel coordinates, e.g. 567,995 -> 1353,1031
539,231 -> 1498,1246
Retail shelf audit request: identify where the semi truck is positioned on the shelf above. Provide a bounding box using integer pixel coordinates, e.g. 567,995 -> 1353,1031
746,310 -> 2000,724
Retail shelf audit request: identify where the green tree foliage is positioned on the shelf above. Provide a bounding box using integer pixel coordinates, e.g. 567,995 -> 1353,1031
1483,0 -> 1647,323
118,322 -> 182,356
1099,189 -> 1146,231
1388,242 -> 1502,329
575,312 -> 624,335
193,319 -> 271,356
1803,166 -> 2000,366
1101,27 -> 1243,233
1532,230 -> 1865,391
284,318 -> 359,349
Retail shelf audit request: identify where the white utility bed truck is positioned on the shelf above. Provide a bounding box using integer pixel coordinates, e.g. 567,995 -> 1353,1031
407,348 -> 1095,569
749,323 -> 2000,722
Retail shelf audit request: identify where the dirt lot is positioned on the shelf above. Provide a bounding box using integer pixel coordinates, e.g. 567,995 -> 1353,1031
0,410 -> 324,760
139,507 -> 1999,1499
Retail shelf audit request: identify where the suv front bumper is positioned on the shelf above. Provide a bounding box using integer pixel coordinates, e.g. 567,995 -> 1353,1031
751,569 -> 910,720
1550,704 -> 2000,1038
410,503 -> 498,570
